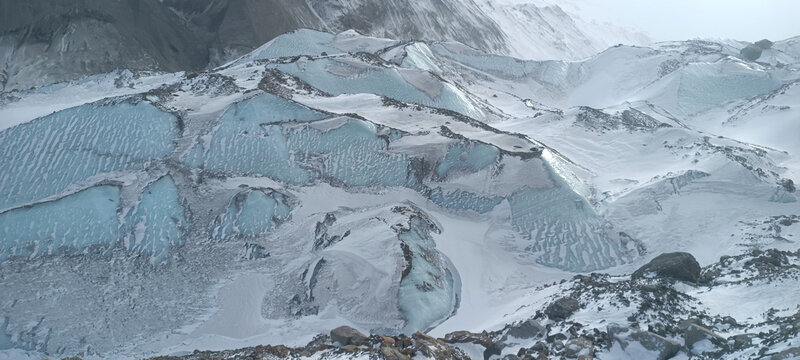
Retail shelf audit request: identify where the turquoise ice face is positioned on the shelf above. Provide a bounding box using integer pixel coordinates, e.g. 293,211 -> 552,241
269,57 -> 483,119
397,217 -> 455,333
203,96 -> 412,187
0,101 -> 178,211
435,141 -> 500,179
122,176 -> 186,262
677,62 -> 782,115
211,189 -> 291,240
0,185 -> 121,261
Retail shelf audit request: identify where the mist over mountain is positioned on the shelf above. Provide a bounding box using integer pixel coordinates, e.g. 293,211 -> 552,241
0,2 -> 798,360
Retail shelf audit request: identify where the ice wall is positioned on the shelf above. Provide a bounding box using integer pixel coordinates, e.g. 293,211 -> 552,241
122,176 -> 185,262
0,101 -> 178,211
0,185 -> 120,261
211,189 -> 291,239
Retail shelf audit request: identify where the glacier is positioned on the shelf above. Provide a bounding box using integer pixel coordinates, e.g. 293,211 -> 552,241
0,27 -> 798,360
0,100 -> 178,211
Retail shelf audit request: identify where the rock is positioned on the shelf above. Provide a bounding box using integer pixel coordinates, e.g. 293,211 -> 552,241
768,346 -> 800,360
506,319 -> 546,339
414,335 -> 469,360
444,330 -> 493,347
546,333 -> 568,343
381,345 -> 412,360
564,337 -> 593,359
396,334 -> 413,348
545,297 -> 581,321
608,324 -> 680,360
629,332 -> 681,360
731,334 -> 753,350
741,44 -> 764,61
755,39 -> 774,50
484,342 -> 502,360
412,331 -> 436,342
684,324 -> 727,355
781,179 -> 796,193
531,341 -> 548,354
330,326 -> 368,346
631,252 -> 701,283
379,335 -> 396,347
341,344 -> 359,352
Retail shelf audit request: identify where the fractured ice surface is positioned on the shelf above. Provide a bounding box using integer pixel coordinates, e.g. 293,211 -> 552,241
402,43 -> 443,73
204,106 -> 411,187
0,100 -> 178,211
211,189 -> 291,239
397,213 -> 455,333
431,42 -> 544,78
677,62 -> 783,114
509,182 -> 634,272
122,176 -> 185,262
233,29 -> 339,64
435,141 -> 500,179
270,58 -> 483,119
428,187 -> 502,214
0,185 -> 120,261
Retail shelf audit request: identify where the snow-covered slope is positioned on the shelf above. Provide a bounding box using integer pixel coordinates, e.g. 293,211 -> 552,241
474,0 -> 651,60
0,28 -> 798,360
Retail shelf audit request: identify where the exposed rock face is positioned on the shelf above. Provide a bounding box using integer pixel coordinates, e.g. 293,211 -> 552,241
544,297 -> 581,321
632,252 -> 701,283
505,319 -> 547,339
0,0 -> 506,91
0,0 -> 209,90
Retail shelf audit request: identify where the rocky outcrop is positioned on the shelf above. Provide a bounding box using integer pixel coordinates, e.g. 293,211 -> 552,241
330,326 -> 369,346
545,297 -> 581,321
632,252 -> 701,283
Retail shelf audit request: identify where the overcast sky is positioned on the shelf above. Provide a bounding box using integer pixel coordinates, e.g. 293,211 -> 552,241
569,0 -> 800,42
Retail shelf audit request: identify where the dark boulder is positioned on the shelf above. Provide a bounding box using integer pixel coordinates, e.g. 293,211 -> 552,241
484,342 -> 502,360
505,319 -> 546,339
755,39 -> 774,50
740,44 -> 764,61
632,252 -> 701,283
545,297 -> 580,321
330,325 -> 368,346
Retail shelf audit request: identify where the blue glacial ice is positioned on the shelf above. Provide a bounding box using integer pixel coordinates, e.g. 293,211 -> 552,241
234,29 -> 339,64
216,93 -> 328,125
677,62 -> 783,114
0,185 -> 120,261
270,59 -> 483,119
203,102 -> 411,186
431,43 -> 541,78
211,189 -> 291,239
398,217 -> 455,333
0,101 -> 178,211
402,43 -> 443,73
428,187 -> 503,214
122,176 -> 185,262
435,141 -> 500,179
